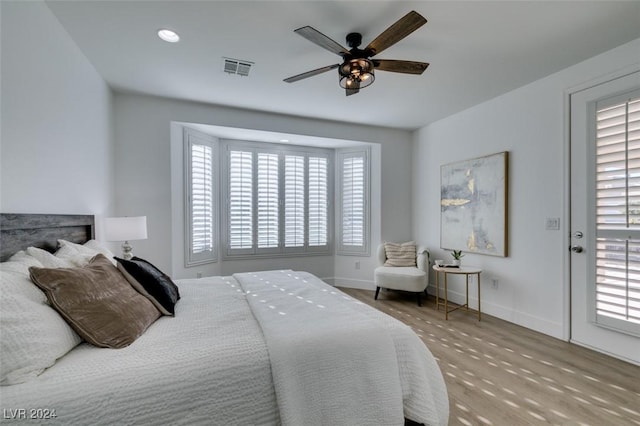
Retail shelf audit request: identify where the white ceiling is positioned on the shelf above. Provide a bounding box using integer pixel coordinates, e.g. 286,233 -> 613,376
45,0 -> 640,130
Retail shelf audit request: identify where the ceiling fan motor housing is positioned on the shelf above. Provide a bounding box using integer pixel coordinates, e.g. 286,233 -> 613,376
346,32 -> 363,48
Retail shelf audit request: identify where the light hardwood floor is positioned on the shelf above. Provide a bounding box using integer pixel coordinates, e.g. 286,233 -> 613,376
340,287 -> 640,426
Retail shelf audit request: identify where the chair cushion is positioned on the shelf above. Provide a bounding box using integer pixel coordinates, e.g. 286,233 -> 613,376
374,266 -> 427,292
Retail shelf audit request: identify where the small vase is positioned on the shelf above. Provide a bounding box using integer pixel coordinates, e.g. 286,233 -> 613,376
452,259 -> 461,266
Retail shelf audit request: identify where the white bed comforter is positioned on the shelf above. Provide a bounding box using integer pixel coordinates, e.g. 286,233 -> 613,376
236,271 -> 448,426
0,272 -> 448,425
235,270 -> 405,425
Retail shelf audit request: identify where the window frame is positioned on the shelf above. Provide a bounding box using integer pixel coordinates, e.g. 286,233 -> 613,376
183,127 -> 218,266
220,139 -> 334,259
337,147 -> 371,256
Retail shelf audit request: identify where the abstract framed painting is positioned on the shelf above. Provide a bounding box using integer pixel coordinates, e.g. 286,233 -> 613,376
440,151 -> 508,257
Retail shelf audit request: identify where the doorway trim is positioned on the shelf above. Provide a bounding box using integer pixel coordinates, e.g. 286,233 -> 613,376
563,63 -> 640,342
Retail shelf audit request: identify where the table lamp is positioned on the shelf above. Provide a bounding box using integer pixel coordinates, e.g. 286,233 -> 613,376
104,216 -> 148,260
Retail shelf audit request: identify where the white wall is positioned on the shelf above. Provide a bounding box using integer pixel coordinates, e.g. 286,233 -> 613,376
412,38 -> 640,339
6,0 -> 637,346
0,1 -> 114,236
113,93 -> 412,281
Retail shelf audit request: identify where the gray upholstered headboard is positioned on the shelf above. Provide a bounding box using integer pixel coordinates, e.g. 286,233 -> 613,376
0,214 -> 95,262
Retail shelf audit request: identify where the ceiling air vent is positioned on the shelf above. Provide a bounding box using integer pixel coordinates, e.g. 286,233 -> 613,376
223,58 -> 254,77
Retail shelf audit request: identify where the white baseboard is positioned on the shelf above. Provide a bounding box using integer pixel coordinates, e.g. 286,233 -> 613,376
323,280 -> 563,340
570,339 -> 639,366
426,284 -> 564,339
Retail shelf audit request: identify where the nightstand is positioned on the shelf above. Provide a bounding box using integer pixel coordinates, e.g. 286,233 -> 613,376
433,265 -> 482,320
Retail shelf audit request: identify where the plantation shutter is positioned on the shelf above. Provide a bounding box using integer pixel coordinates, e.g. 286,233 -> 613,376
222,140 -> 333,258
257,153 -> 279,249
229,150 -> 253,250
191,144 -> 214,254
338,149 -> 369,255
184,127 -> 217,266
342,156 -> 365,246
285,155 -> 305,247
308,156 -> 328,246
595,94 -> 640,335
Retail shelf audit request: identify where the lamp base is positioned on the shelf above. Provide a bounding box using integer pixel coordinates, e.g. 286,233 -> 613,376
121,241 -> 134,260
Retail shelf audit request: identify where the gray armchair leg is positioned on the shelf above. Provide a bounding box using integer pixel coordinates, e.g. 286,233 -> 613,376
416,292 -> 422,307
374,286 -> 381,300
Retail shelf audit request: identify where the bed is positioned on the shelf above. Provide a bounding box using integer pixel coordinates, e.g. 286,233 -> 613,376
0,213 -> 449,425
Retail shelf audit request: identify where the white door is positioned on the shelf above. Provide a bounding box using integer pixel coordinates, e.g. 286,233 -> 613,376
570,71 -> 640,364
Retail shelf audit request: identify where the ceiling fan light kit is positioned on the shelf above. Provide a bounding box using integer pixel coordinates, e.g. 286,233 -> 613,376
284,10 -> 429,96
339,58 -> 375,90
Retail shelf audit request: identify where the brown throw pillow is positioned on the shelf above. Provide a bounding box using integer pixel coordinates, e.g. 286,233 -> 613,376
29,254 -> 161,349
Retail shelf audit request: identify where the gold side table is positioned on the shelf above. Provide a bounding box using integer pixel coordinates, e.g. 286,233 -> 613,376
433,265 -> 482,320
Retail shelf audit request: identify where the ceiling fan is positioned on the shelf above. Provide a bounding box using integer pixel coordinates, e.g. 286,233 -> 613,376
284,10 -> 429,96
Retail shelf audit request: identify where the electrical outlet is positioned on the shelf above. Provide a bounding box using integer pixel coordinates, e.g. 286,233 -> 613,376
355,261 -> 361,270
492,279 -> 499,289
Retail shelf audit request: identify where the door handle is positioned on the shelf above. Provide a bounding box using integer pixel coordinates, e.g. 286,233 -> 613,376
570,245 -> 584,253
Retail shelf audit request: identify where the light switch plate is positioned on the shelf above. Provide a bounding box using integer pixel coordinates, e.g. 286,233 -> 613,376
545,217 -> 560,230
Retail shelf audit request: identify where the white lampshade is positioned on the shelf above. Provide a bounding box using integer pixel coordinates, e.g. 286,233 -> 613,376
104,216 -> 148,242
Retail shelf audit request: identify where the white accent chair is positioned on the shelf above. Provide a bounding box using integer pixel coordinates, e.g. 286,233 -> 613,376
374,244 -> 429,306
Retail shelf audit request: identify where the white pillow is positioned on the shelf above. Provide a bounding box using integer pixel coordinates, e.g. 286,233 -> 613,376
0,258 -> 82,385
5,250 -> 44,273
54,245 -> 93,267
57,239 -> 116,266
83,240 -> 116,259
26,247 -> 75,269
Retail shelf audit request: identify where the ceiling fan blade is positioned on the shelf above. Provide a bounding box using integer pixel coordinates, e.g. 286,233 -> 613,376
373,59 -> 429,74
365,11 -> 427,56
283,64 -> 339,83
345,79 -> 360,96
294,26 -> 350,56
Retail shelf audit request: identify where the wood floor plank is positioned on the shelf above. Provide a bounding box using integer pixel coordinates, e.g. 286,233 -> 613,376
341,287 -> 640,426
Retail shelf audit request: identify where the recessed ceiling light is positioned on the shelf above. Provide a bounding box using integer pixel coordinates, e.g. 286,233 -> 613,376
279,139 -> 290,143
157,29 -> 180,43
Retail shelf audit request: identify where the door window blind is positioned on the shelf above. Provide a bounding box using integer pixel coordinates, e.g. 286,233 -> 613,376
595,94 -> 640,335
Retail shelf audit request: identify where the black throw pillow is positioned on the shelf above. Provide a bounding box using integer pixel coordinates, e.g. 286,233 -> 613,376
115,256 -> 180,316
